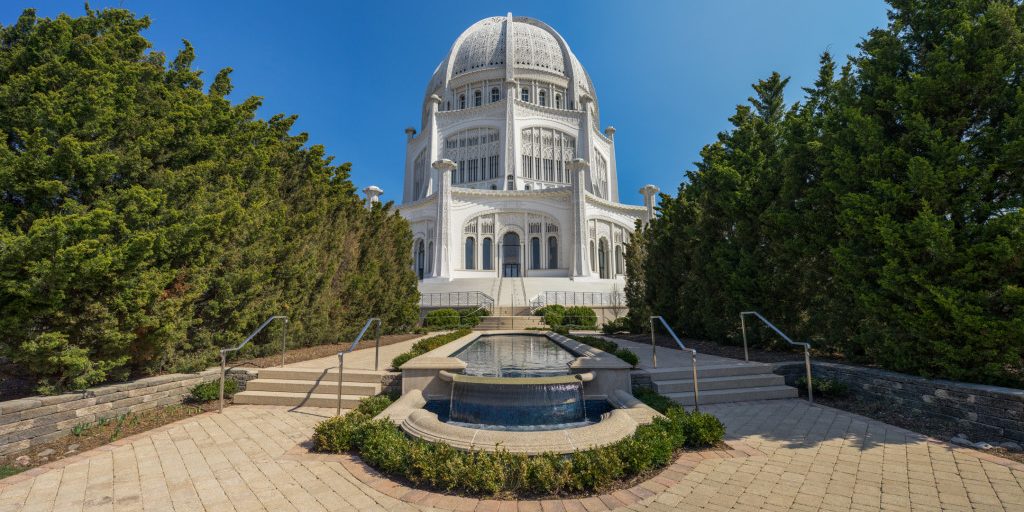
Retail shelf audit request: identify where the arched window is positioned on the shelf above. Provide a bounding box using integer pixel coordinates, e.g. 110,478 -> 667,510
598,239 -> 609,279
490,184 -> 497,190
427,241 -> 434,274
555,94 -> 562,109
473,90 -> 482,107
548,236 -> 558,269
530,237 -> 541,270
482,238 -> 493,270
615,245 -> 623,275
507,175 -> 515,190
525,184 -> 531,190
539,90 -> 547,107
446,101 -> 451,110
490,87 -> 500,102
521,88 -> 529,102
459,94 -> 466,109
590,240 -> 596,272
416,240 -> 425,280
465,237 -> 476,269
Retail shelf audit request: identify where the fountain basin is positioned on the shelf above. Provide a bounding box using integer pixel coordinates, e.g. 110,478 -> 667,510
387,330 -> 652,452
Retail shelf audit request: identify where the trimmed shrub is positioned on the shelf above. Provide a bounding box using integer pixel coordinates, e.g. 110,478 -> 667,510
355,394 -> 394,416
562,306 -> 597,328
795,376 -> 849,398
390,328 -> 472,369
312,388 -> 725,497
614,348 -> 639,367
424,308 -> 461,329
189,379 -> 237,403
632,387 -> 675,414
601,317 -> 631,334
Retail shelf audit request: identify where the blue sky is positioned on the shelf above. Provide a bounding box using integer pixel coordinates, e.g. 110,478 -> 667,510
4,1 -> 889,206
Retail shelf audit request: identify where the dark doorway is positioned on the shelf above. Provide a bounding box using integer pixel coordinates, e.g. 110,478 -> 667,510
502,232 -> 521,277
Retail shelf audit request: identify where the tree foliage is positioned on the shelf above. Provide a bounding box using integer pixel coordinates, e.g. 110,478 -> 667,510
634,0 -> 1024,386
0,8 -> 419,393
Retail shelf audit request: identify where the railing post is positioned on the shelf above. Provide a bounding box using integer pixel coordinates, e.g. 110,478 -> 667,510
374,320 -> 381,371
280,318 -> 289,367
740,313 -> 750,362
804,346 -> 814,404
649,317 -> 657,368
219,351 -> 227,413
342,354 -> 350,417
690,349 -> 700,412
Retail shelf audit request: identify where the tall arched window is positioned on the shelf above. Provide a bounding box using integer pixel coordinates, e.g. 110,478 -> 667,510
482,238 -> 493,270
507,175 -> 515,190
598,239 -> 609,279
473,90 -> 482,107
520,127 -> 576,184
443,128 -> 499,184
530,237 -> 541,270
459,94 -> 466,109
539,90 -> 547,107
490,87 -> 500,102
547,236 -> 558,269
590,240 -> 596,272
416,240 -> 425,280
521,88 -> 529,102
427,241 -> 434,274
555,94 -> 562,109
465,237 -> 476,270
615,245 -> 623,275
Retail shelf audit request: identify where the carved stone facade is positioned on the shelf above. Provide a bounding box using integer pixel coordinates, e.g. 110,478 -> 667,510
399,14 -> 655,284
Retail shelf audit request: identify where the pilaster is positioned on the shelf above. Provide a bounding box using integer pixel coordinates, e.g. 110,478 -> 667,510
569,158 -> 592,278
432,159 -> 457,278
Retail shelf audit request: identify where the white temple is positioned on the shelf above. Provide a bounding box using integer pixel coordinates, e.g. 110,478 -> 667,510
382,14 -> 659,307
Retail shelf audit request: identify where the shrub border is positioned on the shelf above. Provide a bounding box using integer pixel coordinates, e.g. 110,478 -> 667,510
286,438 -> 759,508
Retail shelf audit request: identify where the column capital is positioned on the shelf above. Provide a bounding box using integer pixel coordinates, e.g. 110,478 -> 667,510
432,159 -> 457,173
363,185 -> 383,204
567,158 -> 589,173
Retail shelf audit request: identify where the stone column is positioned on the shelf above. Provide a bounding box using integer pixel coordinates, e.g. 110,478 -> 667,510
432,159 -> 457,279
425,95 -> 442,197
569,158 -> 592,278
363,185 -> 383,204
605,126 -> 618,201
640,184 -> 660,225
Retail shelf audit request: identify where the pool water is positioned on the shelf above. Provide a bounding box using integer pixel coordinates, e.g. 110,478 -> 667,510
425,399 -> 614,431
452,334 -> 577,377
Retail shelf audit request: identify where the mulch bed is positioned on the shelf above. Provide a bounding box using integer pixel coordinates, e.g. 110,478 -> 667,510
0,400 -> 221,479
612,333 -> 847,364
229,333 -> 422,369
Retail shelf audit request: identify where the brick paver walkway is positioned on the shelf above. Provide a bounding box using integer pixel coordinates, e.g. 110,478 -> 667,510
2,400 -> 1022,511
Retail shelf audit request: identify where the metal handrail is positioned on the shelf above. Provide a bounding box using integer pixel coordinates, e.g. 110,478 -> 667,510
532,291 -> 627,310
419,291 -> 494,311
649,316 -> 700,411
336,318 -> 382,416
219,315 -> 289,413
740,311 -> 813,403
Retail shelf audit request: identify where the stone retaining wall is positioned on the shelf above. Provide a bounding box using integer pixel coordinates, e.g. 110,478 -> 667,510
0,367 -> 257,456
773,361 -> 1024,443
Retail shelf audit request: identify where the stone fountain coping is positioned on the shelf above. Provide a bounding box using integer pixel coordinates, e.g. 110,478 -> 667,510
398,330 -> 632,372
377,388 -> 661,455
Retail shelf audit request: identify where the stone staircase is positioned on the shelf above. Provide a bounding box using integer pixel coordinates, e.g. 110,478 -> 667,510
476,315 -> 545,330
642,362 -> 798,405
233,366 -> 392,409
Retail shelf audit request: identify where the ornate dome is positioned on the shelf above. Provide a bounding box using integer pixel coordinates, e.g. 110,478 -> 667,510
425,14 -> 595,103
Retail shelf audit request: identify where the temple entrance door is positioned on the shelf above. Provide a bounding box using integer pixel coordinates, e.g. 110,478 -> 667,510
501,232 -> 521,277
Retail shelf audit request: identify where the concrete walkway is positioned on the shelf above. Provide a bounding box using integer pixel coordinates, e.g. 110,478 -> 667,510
2,399 -> 1021,511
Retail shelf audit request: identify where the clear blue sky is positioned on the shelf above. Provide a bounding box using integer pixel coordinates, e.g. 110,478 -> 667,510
4,1 -> 889,205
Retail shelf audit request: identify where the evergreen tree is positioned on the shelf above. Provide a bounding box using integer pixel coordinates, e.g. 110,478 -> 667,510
0,8 -> 419,393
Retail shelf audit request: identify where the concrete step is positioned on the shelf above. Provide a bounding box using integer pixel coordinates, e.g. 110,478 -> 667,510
643,363 -> 774,381
233,390 -> 366,409
255,367 -> 391,383
244,379 -> 380,396
665,385 -> 798,405
476,316 -> 546,330
653,374 -> 786,394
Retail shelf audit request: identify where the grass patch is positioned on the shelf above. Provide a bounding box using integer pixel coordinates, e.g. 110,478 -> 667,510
390,328 -> 472,369
0,465 -> 24,480
313,393 -> 725,498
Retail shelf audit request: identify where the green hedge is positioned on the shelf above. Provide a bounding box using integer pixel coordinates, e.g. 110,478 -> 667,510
568,335 -> 639,368
313,394 -> 724,497
601,317 -> 631,334
538,305 -> 597,330
390,329 -> 472,369
423,309 -> 488,329
189,379 -> 238,403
